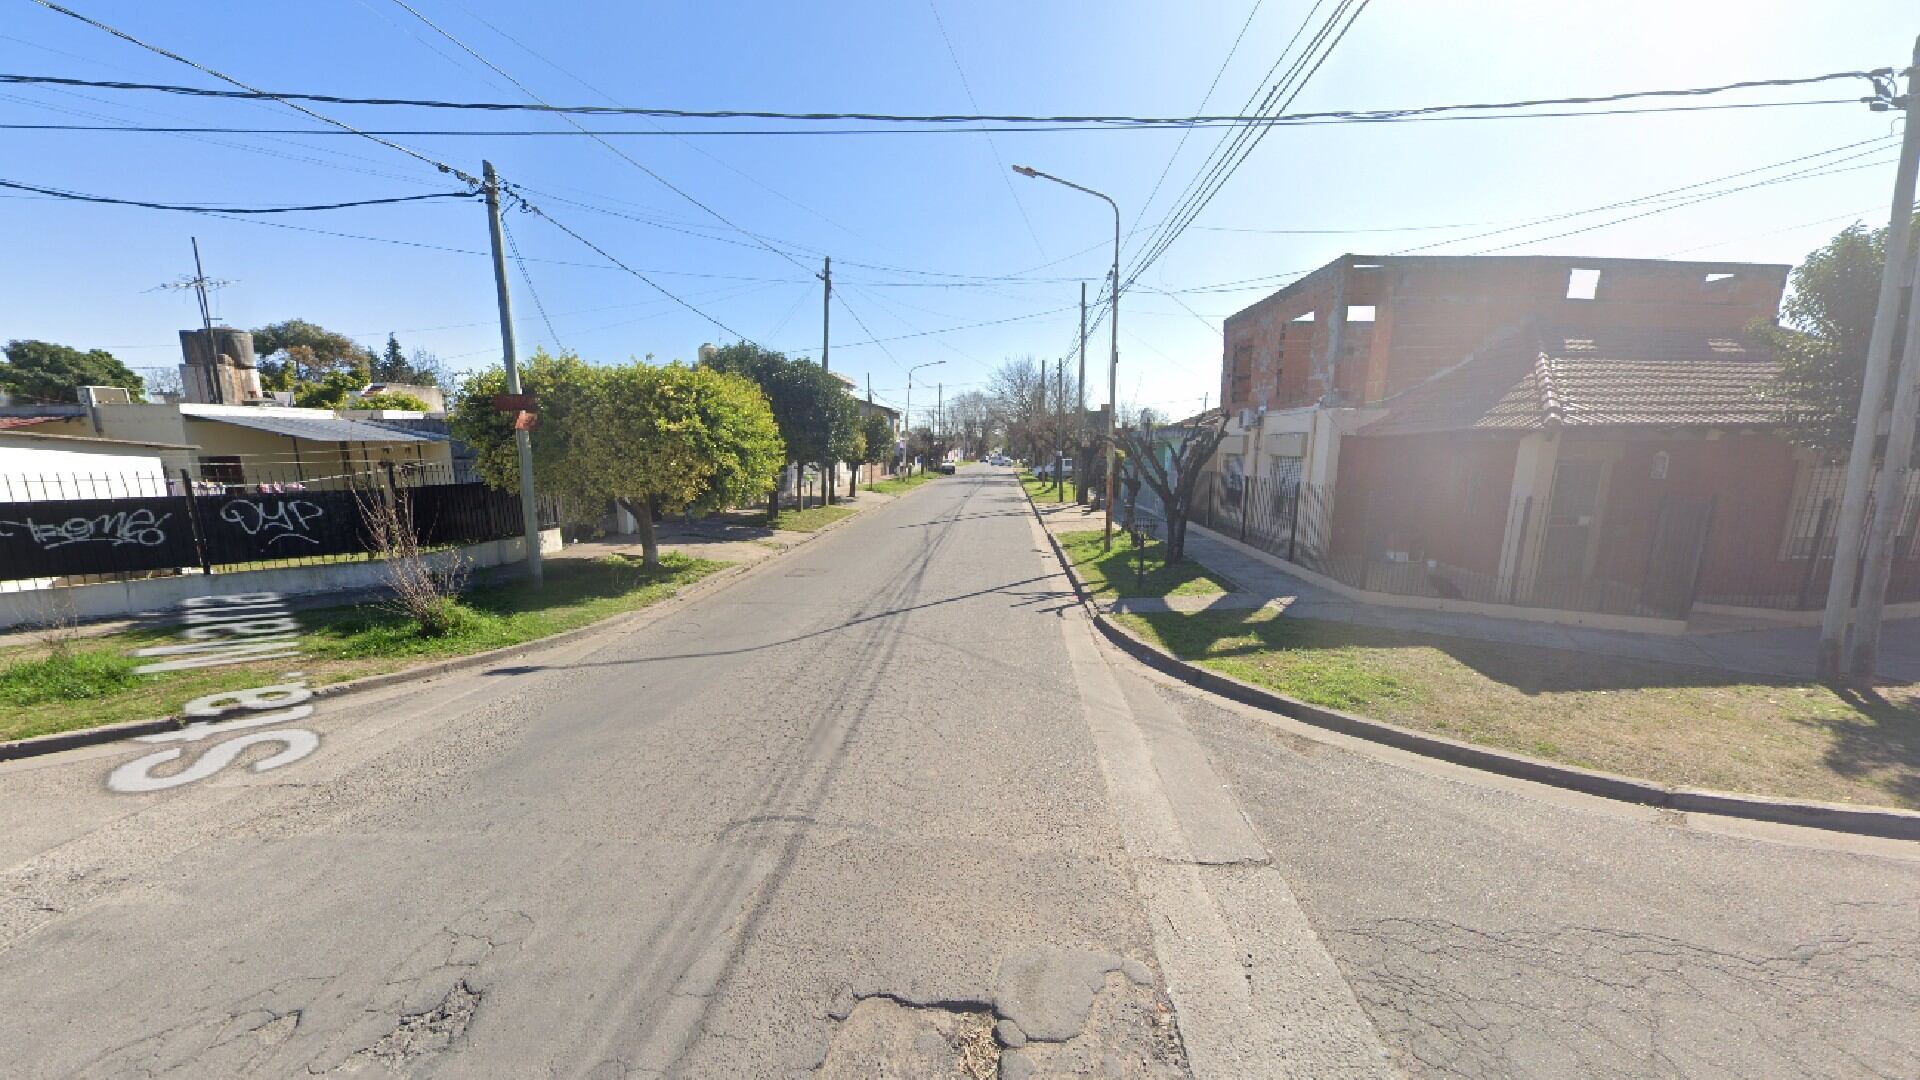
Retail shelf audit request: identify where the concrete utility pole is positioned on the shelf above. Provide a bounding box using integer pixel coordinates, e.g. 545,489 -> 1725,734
1077,281 -> 1088,503
483,160 -> 542,587
819,256 -> 834,504
1816,43 -> 1919,678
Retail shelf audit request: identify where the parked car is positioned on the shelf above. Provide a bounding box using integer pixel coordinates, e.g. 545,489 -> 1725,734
937,461 -> 957,475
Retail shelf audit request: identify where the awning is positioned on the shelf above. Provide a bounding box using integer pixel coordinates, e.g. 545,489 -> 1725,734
189,412 -> 437,443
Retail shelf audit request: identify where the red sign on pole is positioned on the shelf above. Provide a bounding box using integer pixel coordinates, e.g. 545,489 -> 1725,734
493,393 -> 535,413
512,410 -> 539,432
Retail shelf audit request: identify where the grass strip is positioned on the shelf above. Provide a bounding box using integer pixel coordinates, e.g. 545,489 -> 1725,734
1116,606 -> 1920,809
0,552 -> 725,744
1057,528 -> 1233,599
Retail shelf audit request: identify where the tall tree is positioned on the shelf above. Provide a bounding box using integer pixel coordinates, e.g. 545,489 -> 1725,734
449,348 -> 605,521
252,319 -> 375,387
1756,214 -> 1920,461
700,342 -> 859,519
0,340 -> 145,403
370,333 -> 446,387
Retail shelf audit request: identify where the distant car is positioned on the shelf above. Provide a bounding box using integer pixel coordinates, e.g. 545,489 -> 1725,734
937,461 -> 957,475
990,455 -> 1009,466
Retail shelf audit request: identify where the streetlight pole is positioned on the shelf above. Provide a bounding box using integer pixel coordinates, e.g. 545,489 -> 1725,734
1014,164 -> 1121,549
905,359 -> 945,475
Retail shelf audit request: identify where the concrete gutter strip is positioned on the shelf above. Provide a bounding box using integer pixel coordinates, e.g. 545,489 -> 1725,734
1023,489 -> 1920,844
0,483 -> 914,763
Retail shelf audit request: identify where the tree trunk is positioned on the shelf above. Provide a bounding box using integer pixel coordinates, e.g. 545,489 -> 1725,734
824,462 -> 835,505
617,498 -> 661,567
768,480 -> 780,527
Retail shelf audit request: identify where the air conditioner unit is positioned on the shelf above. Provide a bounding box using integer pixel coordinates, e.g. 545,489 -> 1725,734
78,385 -> 132,406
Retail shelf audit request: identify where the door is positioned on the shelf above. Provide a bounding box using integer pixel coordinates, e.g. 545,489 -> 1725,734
1536,458 -> 1607,584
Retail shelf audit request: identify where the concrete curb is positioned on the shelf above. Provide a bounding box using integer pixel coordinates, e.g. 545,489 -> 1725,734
0,484 -> 911,765
1020,487 -> 1920,843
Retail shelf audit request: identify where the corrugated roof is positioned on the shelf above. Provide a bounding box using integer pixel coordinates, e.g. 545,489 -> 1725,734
189,411 -> 435,443
1359,327 -> 1782,436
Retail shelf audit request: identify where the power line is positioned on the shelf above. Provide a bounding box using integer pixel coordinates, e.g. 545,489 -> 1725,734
0,97 -> 1861,136
0,177 -> 474,213
22,1 -> 482,186
925,0 -> 1045,257
501,215 -> 564,351
0,68 -> 1884,124
1129,0 -> 1266,248
381,0 -> 816,272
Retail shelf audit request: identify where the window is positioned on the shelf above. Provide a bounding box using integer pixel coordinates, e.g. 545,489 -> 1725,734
200,455 -> 243,486
1566,268 -> 1601,300
1230,344 -> 1253,405
1346,305 -> 1376,322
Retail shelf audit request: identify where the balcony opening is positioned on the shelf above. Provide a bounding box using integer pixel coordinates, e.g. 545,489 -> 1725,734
1566,268 -> 1601,300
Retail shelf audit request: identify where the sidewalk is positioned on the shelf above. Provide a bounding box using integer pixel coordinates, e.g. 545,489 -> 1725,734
1036,501 -> 1920,684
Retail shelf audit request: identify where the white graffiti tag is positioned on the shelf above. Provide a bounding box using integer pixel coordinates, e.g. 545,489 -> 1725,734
0,508 -> 170,549
219,498 -> 325,547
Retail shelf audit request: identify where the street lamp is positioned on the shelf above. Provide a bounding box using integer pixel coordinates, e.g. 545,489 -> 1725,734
905,359 -> 945,473
1013,164 -> 1121,549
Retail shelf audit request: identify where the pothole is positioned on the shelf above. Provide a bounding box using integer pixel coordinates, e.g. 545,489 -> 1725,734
818,996 -> 999,1080
346,980 -> 483,1070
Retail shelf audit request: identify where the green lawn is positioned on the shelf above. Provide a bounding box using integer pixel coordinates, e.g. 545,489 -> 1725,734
866,470 -> 942,495
0,552 -> 725,744
1057,528 -> 1234,599
1022,472 -> 1077,505
1116,606 -> 1920,809
768,504 -> 857,532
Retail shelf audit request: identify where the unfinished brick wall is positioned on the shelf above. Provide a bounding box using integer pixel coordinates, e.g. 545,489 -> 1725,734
1220,256 -> 1789,414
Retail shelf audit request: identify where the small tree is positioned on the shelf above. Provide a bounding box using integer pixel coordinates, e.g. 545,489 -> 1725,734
861,411 -> 894,482
586,362 -> 782,565
359,486 -> 470,637
1113,410 -> 1229,561
352,391 -> 433,412
449,348 -> 605,529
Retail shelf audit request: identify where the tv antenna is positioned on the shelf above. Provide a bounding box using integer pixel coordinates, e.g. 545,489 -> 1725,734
152,237 -> 234,327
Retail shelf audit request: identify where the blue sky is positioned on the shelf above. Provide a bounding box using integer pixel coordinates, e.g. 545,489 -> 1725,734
1,1 -> 1911,422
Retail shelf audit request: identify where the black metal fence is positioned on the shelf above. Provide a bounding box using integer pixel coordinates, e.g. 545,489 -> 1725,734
1187,467 -> 1920,620
1191,471 -> 1718,620
0,461 -> 542,589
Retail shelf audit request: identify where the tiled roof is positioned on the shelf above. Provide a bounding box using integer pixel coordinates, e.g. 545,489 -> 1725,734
0,416 -> 63,430
1359,326 -> 1781,436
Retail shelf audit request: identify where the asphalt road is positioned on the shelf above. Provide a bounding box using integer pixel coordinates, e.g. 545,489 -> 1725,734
2,467 -> 1918,1078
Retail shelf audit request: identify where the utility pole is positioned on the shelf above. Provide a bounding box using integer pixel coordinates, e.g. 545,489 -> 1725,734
483,160 -> 542,586
190,238 -> 222,404
1817,43 -> 1919,678
819,255 -> 834,504
1056,353 -> 1066,497
1851,45 -> 1920,676
1076,281 -> 1088,503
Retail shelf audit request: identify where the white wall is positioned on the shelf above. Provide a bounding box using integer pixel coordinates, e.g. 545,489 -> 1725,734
0,445 -> 168,500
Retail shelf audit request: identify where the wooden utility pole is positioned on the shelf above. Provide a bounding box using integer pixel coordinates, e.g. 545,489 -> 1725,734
1817,42 -> 1919,678
483,160 -> 542,586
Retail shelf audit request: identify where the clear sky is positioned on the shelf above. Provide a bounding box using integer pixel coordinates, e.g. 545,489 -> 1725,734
1,1 -> 1911,422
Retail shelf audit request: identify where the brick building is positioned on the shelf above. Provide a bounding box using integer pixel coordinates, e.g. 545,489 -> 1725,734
1203,254 -> 1920,623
